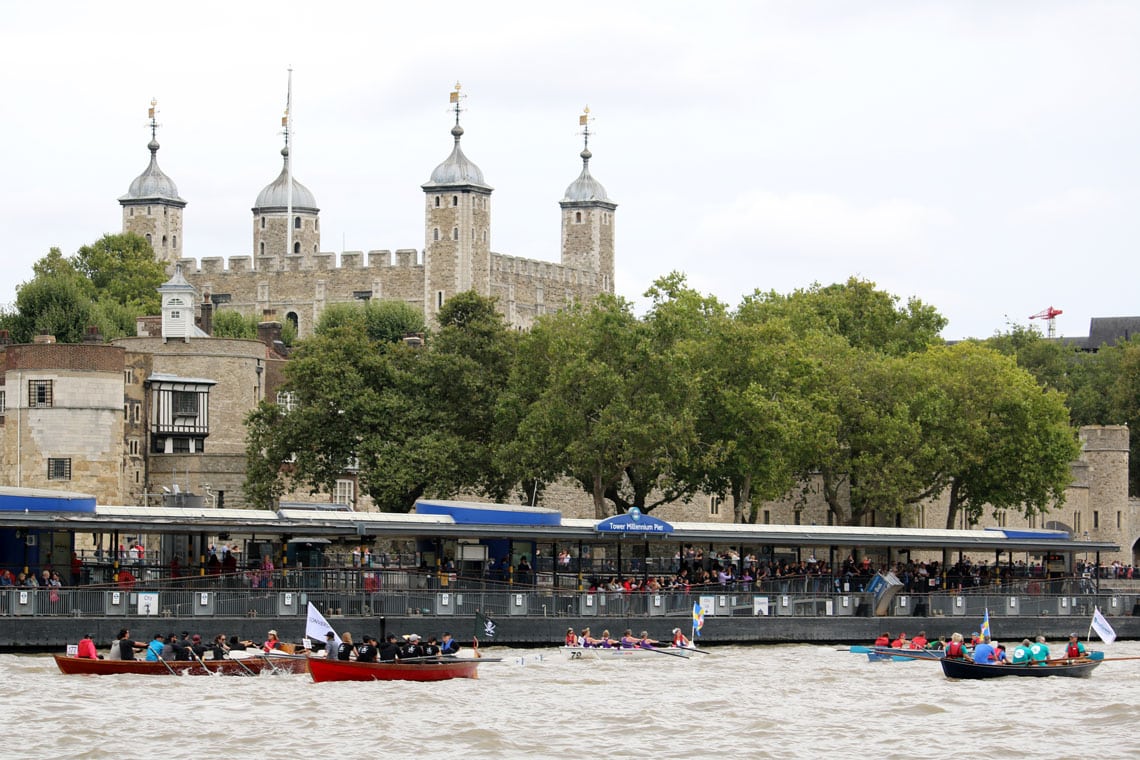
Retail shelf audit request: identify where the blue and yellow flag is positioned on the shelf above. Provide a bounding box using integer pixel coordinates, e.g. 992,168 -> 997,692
692,601 -> 705,638
980,608 -> 991,640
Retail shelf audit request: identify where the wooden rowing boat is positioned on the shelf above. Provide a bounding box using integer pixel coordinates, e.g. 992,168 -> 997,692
560,646 -> 695,661
940,657 -> 1102,679
53,653 -> 308,676
307,656 -> 488,682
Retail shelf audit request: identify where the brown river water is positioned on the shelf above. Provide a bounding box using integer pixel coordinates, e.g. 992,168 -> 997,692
3,641 -> 1137,759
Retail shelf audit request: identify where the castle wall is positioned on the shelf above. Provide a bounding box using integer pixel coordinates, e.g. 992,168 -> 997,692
123,202 -> 183,267
0,345 -> 127,505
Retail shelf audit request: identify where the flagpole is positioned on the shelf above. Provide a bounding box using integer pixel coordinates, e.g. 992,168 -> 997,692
285,66 -> 293,258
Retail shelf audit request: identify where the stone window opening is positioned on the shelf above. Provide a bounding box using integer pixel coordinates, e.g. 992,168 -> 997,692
452,195 -> 458,207
259,242 -> 265,255
433,228 -> 440,241
29,380 -> 53,408
260,216 -> 266,229
294,216 -> 301,229
435,195 -> 441,208
452,227 -> 458,241
293,242 -> 301,254
575,211 -> 582,223
48,458 -> 71,480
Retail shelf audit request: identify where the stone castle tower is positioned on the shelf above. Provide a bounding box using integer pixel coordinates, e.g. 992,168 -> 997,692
422,89 -> 494,323
560,110 -> 616,292
119,100 -> 186,268
252,144 -> 320,262
120,89 -> 617,336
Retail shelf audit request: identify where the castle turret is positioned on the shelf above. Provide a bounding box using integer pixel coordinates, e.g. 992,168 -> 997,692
159,265 -> 202,343
560,107 -> 616,293
120,99 -> 187,269
252,144 -> 320,265
422,83 -> 493,323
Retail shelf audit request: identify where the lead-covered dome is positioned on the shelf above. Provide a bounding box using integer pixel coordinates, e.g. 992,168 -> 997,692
423,125 -> 491,189
562,148 -> 611,203
254,146 -> 318,212
119,139 -> 186,204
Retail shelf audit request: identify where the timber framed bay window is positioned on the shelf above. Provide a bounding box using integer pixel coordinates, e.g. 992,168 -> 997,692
147,373 -> 215,454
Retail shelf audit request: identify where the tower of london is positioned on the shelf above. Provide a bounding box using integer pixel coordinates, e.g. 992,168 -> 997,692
119,90 -> 617,337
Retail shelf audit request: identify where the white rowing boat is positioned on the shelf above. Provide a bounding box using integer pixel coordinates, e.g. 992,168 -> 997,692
560,645 -> 695,661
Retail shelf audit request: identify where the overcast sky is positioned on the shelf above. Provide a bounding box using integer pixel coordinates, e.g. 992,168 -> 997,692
2,1 -> 1137,341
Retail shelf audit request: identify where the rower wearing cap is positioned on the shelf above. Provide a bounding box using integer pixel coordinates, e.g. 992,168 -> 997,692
439,631 -> 460,655
356,635 -> 379,663
671,628 -> 692,648
1065,633 -> 1087,660
263,629 -> 282,652
379,633 -> 400,661
401,634 -> 424,659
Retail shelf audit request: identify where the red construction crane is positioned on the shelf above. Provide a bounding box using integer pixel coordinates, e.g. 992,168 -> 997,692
1029,306 -> 1063,338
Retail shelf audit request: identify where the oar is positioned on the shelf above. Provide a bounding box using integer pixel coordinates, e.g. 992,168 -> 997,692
847,646 -> 873,654
156,656 -> 178,676
882,650 -> 943,662
640,647 -> 692,659
190,650 -> 212,674
1083,655 -> 1140,662
257,652 -> 284,675
228,652 -> 257,676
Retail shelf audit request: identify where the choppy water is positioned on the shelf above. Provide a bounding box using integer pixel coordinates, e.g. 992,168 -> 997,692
3,641 -> 1138,759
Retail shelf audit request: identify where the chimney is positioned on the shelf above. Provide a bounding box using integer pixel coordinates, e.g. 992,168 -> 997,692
199,296 -> 214,337
257,321 -> 283,349
83,326 -> 103,344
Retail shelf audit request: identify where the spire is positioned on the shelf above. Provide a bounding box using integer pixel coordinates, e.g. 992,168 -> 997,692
562,106 -> 611,204
424,82 -> 491,189
119,99 -> 185,204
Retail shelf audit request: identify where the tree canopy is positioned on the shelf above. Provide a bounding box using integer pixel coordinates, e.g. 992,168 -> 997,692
0,233 -> 165,343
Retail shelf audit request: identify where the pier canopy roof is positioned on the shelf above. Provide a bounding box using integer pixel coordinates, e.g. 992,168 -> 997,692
0,493 -> 1118,554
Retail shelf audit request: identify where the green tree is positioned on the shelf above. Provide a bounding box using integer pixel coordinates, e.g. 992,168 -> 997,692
498,293 -> 699,518
3,234 -> 163,343
211,310 -> 260,340
316,299 -> 425,344
245,291 -> 511,512
72,233 -> 167,313
912,343 -> 1080,528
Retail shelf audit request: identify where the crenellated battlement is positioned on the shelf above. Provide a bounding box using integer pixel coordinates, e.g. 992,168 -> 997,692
177,249 -> 425,275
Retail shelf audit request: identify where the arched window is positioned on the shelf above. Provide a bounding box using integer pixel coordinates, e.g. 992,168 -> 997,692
162,235 -> 168,248
147,206 -> 152,215
145,233 -> 152,244
294,216 -> 301,229
452,195 -> 458,207
575,211 -> 582,223
172,235 -> 177,249
452,227 -> 459,241
435,196 -> 441,208
129,208 -> 134,217
293,241 -> 301,254
259,241 -> 265,255
260,216 -> 266,229
433,228 -> 440,241
286,312 -> 299,331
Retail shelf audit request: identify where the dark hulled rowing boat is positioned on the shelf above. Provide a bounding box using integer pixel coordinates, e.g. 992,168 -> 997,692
940,657 -> 1101,679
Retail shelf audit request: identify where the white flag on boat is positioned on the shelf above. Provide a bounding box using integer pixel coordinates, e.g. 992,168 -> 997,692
306,602 -> 341,647
1090,606 -> 1117,644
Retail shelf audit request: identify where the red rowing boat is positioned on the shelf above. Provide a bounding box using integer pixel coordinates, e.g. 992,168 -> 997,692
53,653 -> 308,676
307,656 -> 486,682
